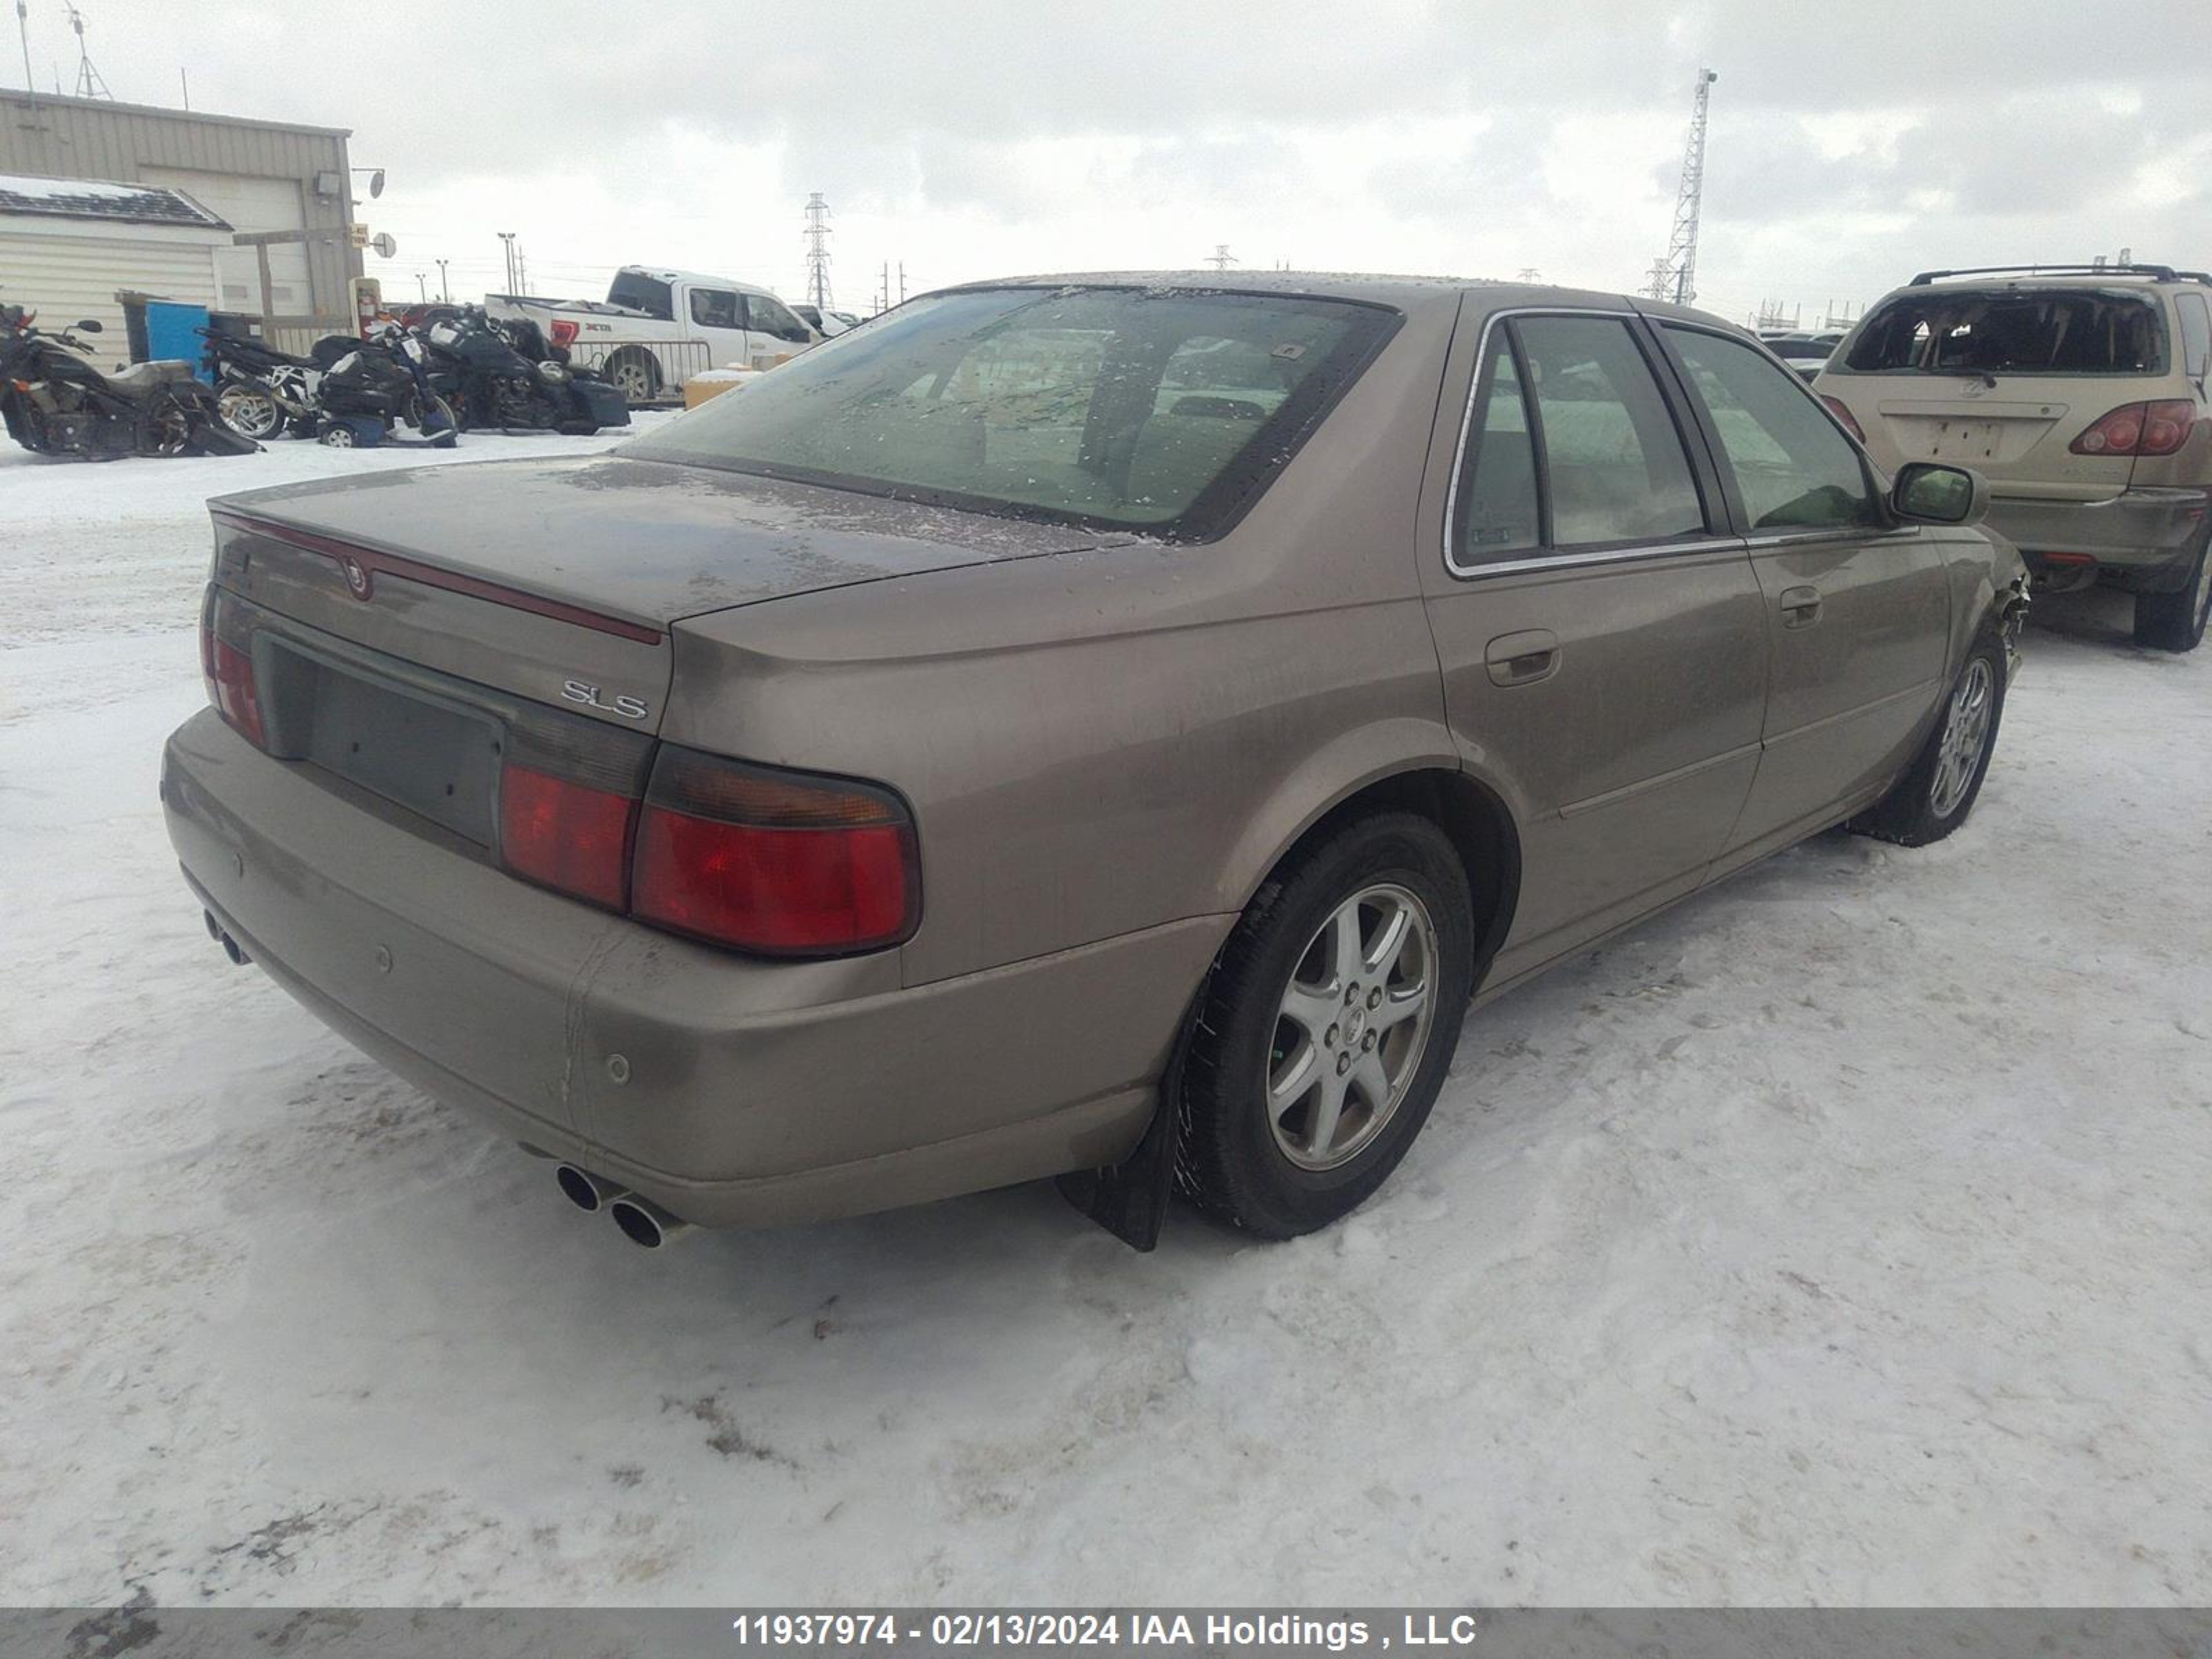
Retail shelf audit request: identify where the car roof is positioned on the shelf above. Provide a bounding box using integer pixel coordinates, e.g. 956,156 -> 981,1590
936,270 -> 1747,330
1902,267 -> 2211,295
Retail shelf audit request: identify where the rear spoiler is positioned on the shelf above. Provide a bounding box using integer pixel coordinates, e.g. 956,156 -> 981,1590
1908,263 -> 2212,287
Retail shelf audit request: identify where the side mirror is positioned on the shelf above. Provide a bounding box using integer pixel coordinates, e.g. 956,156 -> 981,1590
75,318 -> 104,333
1892,461 -> 1987,527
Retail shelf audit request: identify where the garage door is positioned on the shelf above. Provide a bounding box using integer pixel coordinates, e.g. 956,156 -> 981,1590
0,229 -> 220,367
138,167 -> 312,317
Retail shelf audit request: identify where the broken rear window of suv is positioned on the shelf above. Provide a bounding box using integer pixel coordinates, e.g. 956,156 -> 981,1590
1836,288 -> 2168,377
617,285 -> 1400,541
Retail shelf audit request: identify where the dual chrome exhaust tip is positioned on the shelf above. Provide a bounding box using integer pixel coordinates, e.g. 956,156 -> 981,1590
203,909 -> 250,966
554,1163 -> 693,1249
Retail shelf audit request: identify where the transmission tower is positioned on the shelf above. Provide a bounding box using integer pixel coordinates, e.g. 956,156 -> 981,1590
803,192 -> 834,310
1643,68 -> 1717,306
65,3 -> 109,97
1208,244 -> 1238,273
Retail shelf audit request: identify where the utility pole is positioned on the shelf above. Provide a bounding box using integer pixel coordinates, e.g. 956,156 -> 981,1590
880,261 -> 890,314
1208,243 -> 1237,273
435,259 -> 450,303
897,261 -> 906,304
497,232 -> 516,294
1516,267 -> 1543,283
803,192 -> 834,310
64,3 -> 108,99
515,247 -> 527,293
1643,68 -> 1718,306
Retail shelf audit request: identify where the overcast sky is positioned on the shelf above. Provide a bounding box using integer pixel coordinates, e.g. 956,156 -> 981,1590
17,0 -> 2212,324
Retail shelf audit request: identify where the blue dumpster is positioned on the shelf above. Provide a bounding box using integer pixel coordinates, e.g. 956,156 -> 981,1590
144,300 -> 213,380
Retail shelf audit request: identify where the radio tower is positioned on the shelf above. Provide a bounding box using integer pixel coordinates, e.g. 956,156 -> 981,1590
64,3 -> 109,99
803,192 -> 834,310
1644,68 -> 1717,305
1208,244 -> 1238,273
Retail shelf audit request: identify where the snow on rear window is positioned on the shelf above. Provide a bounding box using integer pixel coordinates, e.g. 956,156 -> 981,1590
1840,288 -> 2167,377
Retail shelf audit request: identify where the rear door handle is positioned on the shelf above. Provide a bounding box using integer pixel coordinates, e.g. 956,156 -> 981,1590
1779,585 -> 1824,628
1484,628 -> 1560,687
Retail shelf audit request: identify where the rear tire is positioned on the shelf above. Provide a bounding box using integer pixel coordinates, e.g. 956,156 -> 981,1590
1178,812 -> 1474,1239
1850,635 -> 2008,847
2133,539 -> 2212,653
605,350 -> 660,405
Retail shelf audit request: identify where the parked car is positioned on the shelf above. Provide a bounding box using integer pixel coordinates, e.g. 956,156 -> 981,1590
163,275 -> 2027,1253
791,302 -> 863,337
487,266 -> 821,404
1815,263 -> 2212,650
1760,330 -> 1845,382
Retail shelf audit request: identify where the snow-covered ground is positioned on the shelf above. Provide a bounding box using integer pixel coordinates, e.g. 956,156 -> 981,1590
1,429 -> 2208,1608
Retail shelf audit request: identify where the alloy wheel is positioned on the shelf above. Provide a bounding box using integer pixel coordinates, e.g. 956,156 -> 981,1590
217,386 -> 281,440
1929,657 -> 1995,818
1266,883 -> 1439,1171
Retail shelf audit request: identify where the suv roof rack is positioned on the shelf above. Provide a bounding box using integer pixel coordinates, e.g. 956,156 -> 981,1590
1907,263 -> 2208,287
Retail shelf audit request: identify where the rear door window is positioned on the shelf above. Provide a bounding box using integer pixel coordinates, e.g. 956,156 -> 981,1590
689,288 -> 740,330
1839,288 -> 2168,376
1665,326 -> 1880,532
1511,315 -> 1705,547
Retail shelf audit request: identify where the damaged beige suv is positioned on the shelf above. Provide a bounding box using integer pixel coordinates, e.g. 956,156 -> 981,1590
1815,263 -> 2212,650
164,276 -> 2027,1252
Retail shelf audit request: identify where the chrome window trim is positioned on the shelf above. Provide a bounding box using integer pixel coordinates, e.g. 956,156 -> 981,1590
1443,306 -> 1727,581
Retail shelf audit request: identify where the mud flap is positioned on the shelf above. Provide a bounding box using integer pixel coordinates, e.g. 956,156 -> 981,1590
1056,1002 -> 1196,1253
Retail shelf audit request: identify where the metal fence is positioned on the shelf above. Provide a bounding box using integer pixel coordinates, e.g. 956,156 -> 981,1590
563,338 -> 712,403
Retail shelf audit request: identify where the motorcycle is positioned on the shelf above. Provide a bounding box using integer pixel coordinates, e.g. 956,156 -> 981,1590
197,326 -> 323,440
310,324 -> 458,449
1,306 -> 257,460
418,306 -> 628,435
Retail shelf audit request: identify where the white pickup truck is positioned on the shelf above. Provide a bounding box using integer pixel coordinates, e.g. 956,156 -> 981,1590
486,266 -> 821,403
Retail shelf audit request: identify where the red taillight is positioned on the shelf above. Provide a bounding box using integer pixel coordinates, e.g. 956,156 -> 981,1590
498,765 -> 635,910
630,747 -> 919,955
200,592 -> 265,749
1821,395 -> 1866,444
2071,400 -> 2198,458
548,319 -> 579,348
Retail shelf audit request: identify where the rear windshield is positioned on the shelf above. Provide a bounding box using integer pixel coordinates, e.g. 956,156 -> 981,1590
617,285 -> 1398,539
607,270 -> 674,321
1837,288 -> 2167,376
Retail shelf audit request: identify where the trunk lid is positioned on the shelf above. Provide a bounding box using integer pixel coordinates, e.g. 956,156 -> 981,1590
209,453 -> 1105,734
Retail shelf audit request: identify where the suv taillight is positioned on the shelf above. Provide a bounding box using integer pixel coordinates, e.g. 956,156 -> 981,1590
2070,400 -> 2197,457
631,747 -> 921,956
200,590 -> 265,749
1820,395 -> 1867,444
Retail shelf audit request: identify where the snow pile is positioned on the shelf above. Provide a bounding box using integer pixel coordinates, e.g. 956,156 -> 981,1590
0,436 -> 2207,1605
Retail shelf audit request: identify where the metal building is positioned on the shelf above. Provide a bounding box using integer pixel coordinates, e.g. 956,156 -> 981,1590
0,90 -> 364,354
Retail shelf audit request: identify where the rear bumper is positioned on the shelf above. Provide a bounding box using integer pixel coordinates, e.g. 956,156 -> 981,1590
162,709 -> 1226,1228
1987,487 -> 2212,591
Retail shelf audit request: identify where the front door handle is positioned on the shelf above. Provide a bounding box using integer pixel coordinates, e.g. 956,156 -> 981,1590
1484,628 -> 1560,687
1779,585 -> 1824,628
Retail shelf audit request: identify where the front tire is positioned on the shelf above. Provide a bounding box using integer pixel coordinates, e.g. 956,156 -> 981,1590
2133,538 -> 2212,653
1178,812 -> 1474,1239
216,384 -> 282,440
1850,635 -> 2008,847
